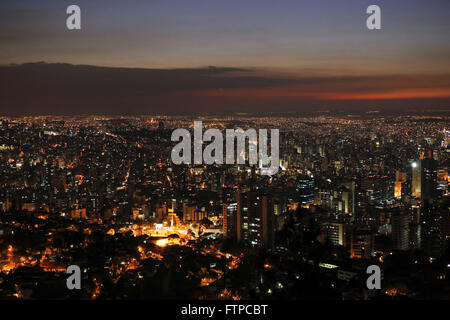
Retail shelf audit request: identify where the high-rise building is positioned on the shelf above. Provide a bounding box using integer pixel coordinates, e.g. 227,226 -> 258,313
297,175 -> 314,205
222,202 -> 237,238
411,160 -> 422,198
391,213 -> 410,251
323,222 -> 345,246
236,190 -> 275,248
409,204 -> 421,249
350,229 -> 374,259
183,202 -> 196,222
421,201 -> 443,257
421,157 -> 437,201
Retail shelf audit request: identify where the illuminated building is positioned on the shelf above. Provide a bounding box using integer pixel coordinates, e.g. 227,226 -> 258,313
156,204 -> 168,221
183,202 -> 196,222
322,222 -> 345,246
236,190 -> 275,248
437,168 -> 448,195
191,209 -> 207,222
410,156 -> 439,201
350,229 -> 374,259
411,160 -> 422,198
394,182 -> 402,199
222,203 -> 237,238
132,208 -> 141,220
71,208 -> 87,219
394,169 -> 405,199
395,171 -> 406,182
316,181 -> 354,217
296,175 -> 314,205
442,128 -> 449,149
21,203 -> 36,212
391,213 -> 409,251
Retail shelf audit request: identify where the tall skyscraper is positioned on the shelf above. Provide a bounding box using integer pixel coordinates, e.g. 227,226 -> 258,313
297,175 -> 314,205
409,204 -> 421,249
236,190 -> 275,248
421,157 -> 437,201
411,160 -> 422,198
222,202 -> 237,238
391,213 -> 410,251
421,201 -> 443,257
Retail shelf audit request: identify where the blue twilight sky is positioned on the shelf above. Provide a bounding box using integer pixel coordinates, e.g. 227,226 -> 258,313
0,0 -> 449,75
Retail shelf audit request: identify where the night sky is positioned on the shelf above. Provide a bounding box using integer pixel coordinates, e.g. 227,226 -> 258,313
0,0 -> 449,115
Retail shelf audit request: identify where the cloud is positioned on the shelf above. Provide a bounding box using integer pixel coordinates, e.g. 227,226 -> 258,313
0,63 -> 449,115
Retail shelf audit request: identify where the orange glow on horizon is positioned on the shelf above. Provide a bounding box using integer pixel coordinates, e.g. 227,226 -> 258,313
325,88 -> 450,100
186,85 -> 450,101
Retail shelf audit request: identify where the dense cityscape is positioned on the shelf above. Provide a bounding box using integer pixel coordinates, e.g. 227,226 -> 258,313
0,114 -> 449,300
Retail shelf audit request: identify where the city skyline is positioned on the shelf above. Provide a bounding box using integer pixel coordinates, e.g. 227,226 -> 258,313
1,1 -> 450,303
1,114 -> 449,300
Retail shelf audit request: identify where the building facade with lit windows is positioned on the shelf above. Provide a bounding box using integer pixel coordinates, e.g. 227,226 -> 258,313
236,190 -> 275,249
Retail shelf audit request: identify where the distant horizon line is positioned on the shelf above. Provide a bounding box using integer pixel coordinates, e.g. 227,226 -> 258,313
3,62 -> 450,78
2,110 -> 450,118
